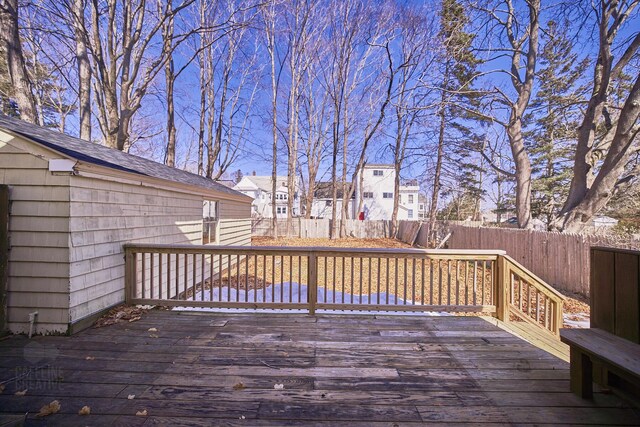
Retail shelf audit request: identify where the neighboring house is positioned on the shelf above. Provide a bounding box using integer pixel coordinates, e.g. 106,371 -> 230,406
0,115 -> 253,335
310,181 -> 356,219
234,175 -> 300,218
418,193 -> 428,219
354,164 -> 420,221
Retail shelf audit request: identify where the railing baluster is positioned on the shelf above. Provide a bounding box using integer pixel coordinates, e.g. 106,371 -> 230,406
472,261 -> 477,306
385,257 -> 389,305
421,258 -> 425,305
438,260 -> 443,305
455,260 -> 459,305
429,258 -> 434,305
368,257 -> 372,305
142,253 -> 146,299
377,257 -> 381,305
333,256 -> 337,304
447,259 -> 452,306
262,254 -> 266,303
412,257 -> 416,305
341,256 -> 347,304
351,257 -> 355,305
201,253 -> 205,302
150,253 -> 154,300
183,253 -> 187,300
403,258 -> 407,305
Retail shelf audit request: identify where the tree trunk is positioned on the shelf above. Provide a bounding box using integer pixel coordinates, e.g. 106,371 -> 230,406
427,102 -> 446,244
0,0 -> 38,124
73,0 -> 91,140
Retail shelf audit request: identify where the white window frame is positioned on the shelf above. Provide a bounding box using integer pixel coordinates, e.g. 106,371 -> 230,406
373,170 -> 384,176
383,192 -> 393,199
408,209 -> 414,219
203,200 -> 219,244
409,195 -> 414,204
363,192 -> 373,199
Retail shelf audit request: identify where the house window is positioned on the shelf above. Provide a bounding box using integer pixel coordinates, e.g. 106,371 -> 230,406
277,206 -> 287,214
203,200 -> 219,244
408,195 -> 414,204
408,209 -> 414,219
419,204 -> 424,210
373,170 -> 383,176
325,200 -> 332,206
363,192 -> 373,199
383,192 -> 393,199
277,193 -> 288,200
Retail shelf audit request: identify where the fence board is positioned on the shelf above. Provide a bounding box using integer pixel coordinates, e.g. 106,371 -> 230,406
252,218 -> 392,239
447,225 -> 640,298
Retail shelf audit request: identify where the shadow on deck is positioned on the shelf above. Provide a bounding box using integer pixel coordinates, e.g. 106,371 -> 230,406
0,311 -> 638,425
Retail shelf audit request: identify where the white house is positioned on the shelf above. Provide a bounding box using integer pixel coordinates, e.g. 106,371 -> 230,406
351,164 -> 421,221
234,175 -> 301,218
310,182 -> 356,219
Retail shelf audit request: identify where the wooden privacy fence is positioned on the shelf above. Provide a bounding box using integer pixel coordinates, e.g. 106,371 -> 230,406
447,225 -> 640,298
124,244 -> 564,336
252,218 -> 392,238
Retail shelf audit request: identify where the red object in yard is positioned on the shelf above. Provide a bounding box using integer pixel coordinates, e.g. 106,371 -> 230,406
358,211 -> 365,220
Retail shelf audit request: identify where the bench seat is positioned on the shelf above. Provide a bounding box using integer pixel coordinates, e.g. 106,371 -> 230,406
560,328 -> 640,399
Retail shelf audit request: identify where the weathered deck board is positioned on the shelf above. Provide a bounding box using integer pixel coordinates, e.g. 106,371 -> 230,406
0,311 -> 637,425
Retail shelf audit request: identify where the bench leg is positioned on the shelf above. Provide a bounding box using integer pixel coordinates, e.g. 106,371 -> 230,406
570,347 -> 593,398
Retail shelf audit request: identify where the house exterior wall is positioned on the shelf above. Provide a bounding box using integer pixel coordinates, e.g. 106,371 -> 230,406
0,130 -> 252,334
68,176 -> 252,327
0,132 -> 71,334
354,166 -> 420,221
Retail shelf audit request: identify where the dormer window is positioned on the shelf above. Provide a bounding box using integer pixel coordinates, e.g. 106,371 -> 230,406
373,170 -> 383,176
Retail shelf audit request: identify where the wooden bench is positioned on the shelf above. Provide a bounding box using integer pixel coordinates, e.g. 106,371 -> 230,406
560,328 -> 640,399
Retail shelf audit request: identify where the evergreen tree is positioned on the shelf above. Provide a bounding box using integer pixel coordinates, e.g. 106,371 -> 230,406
525,20 -> 589,228
428,0 -> 484,239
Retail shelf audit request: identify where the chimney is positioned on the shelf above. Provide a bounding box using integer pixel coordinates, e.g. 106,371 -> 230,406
252,170 -> 256,176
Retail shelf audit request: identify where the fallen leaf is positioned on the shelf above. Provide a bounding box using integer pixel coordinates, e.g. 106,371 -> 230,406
78,405 -> 91,415
37,400 -> 61,417
0,384 -> 5,393
274,384 -> 284,390
136,409 -> 148,416
233,382 -> 245,390
239,415 -> 246,420
127,394 -> 136,400
128,316 -> 142,323
14,389 -> 27,396
148,327 -> 158,332
85,356 -> 95,360
149,334 -> 159,338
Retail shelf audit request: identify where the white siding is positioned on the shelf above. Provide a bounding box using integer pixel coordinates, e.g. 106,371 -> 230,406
0,134 -> 71,334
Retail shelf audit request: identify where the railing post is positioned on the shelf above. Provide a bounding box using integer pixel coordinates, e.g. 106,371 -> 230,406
308,252 -> 317,315
125,247 -> 136,304
553,301 -> 562,335
496,255 -> 509,322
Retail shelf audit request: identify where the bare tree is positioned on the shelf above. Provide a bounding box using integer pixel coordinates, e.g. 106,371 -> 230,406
0,0 -> 38,123
72,0 -> 91,140
554,0 -> 640,231
85,0 -> 193,151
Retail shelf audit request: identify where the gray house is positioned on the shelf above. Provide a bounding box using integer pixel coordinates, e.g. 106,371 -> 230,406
0,115 -> 253,335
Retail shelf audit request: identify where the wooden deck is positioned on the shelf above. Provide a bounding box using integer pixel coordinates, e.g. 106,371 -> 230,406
0,311 -> 638,425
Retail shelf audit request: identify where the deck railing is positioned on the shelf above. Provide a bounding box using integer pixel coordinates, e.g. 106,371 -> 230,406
124,244 -> 564,335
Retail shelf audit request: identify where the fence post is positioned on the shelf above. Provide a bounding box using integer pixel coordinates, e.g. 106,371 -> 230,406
495,255 -> 509,322
308,252 -> 317,315
125,247 -> 136,304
